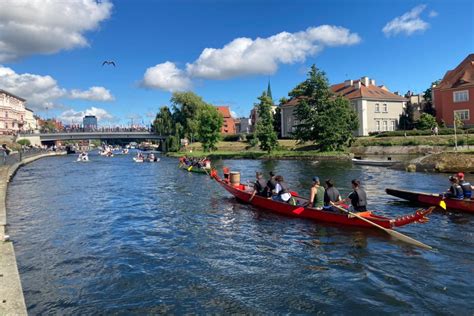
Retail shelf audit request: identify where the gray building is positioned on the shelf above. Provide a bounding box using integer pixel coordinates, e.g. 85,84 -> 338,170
83,115 -> 98,130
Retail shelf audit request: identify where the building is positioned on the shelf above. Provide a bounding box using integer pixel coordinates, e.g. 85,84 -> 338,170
433,54 -> 474,127
250,82 -> 276,130
281,77 -> 407,137
24,108 -> 38,132
83,115 -> 98,130
0,89 -> 26,134
215,106 -> 236,134
236,117 -> 252,134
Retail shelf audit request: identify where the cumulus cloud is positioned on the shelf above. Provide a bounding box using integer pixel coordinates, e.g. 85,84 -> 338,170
383,5 -> 430,37
0,0 -> 113,62
59,107 -> 114,123
0,65 -> 114,110
429,10 -> 438,18
141,25 -> 361,92
69,86 -> 114,101
142,61 -> 192,92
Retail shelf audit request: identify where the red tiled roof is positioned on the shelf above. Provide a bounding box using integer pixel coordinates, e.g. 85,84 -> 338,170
216,106 -> 232,118
435,54 -> 474,90
331,81 -> 406,101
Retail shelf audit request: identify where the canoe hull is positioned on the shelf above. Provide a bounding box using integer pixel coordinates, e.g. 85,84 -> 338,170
352,159 -> 398,166
214,176 -> 431,229
386,188 -> 474,213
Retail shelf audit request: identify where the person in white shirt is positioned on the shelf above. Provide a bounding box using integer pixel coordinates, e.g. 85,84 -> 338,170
273,175 -> 292,203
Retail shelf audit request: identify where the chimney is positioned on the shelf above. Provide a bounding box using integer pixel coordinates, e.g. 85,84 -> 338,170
362,76 -> 370,86
355,81 -> 361,89
394,91 -> 399,95
344,79 -> 353,87
370,79 -> 375,86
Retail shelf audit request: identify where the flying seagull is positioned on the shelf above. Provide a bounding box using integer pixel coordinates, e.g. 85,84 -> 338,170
102,60 -> 116,67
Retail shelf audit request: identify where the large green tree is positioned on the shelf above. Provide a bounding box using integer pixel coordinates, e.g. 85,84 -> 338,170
171,92 -> 206,141
255,92 -> 278,152
290,65 -> 358,150
153,106 -> 174,136
422,80 -> 440,116
197,104 -> 223,152
417,113 -> 437,130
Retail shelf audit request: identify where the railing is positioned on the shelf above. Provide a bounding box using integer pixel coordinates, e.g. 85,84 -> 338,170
0,148 -> 51,166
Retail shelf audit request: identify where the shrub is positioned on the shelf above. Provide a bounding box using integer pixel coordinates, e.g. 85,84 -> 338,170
17,139 -> 31,146
245,133 -> 255,141
222,134 -> 240,142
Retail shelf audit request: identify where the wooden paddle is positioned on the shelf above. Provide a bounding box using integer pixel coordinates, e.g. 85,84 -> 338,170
331,202 -> 432,250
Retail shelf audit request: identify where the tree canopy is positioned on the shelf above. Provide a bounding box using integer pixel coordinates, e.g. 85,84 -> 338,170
290,65 -> 358,151
197,104 -> 223,152
255,92 -> 278,152
417,113 -> 437,130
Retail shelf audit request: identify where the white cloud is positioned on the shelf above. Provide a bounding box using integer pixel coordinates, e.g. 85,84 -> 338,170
186,25 -> 361,80
0,65 -> 115,110
0,0 -> 113,62
59,107 -> 114,123
69,86 -> 114,101
141,25 -> 361,91
429,10 -> 438,18
383,5 -> 430,37
142,61 -> 192,92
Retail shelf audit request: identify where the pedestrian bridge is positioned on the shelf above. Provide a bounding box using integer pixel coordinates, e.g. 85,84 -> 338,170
17,132 -> 165,144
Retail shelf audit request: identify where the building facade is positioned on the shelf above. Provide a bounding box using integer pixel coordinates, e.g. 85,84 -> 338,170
24,108 -> 38,132
281,77 -> 406,137
216,106 -> 236,134
0,89 -> 26,134
83,115 -> 98,130
433,54 -> 474,127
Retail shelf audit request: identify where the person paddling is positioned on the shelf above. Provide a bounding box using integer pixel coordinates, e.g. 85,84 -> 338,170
457,172 -> 472,199
273,175 -> 293,204
335,179 -> 367,212
249,172 -> 267,202
445,176 -> 464,199
324,178 -> 342,208
265,171 -> 277,198
309,176 -> 325,210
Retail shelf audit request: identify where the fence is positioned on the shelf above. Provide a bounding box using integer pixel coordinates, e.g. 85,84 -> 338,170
1,148 -> 51,166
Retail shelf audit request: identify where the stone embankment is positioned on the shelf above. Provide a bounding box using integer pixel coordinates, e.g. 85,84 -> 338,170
0,151 -> 66,316
406,151 -> 474,173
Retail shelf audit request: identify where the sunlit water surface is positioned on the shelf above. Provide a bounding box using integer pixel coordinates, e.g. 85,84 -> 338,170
7,154 -> 474,314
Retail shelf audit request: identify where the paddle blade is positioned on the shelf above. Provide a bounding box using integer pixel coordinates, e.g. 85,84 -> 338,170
439,200 -> 447,210
387,229 -> 433,250
187,166 -> 193,171
292,207 -> 305,215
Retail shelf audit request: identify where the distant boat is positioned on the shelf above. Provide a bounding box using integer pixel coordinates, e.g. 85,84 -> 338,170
351,158 -> 399,166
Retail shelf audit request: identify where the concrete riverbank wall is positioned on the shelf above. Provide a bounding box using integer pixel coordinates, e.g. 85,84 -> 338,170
0,151 -> 66,315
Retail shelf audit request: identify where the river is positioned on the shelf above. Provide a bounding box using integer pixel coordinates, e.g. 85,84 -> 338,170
7,153 -> 474,314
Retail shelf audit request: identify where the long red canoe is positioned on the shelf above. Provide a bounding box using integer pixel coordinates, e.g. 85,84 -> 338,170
211,172 -> 432,229
386,188 -> 474,214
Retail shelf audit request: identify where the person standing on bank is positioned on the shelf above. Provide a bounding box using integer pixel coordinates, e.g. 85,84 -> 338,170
335,179 -> 367,212
309,176 -> 325,210
249,172 -> 267,202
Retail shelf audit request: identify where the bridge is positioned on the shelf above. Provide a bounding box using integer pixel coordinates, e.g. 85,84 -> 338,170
17,131 -> 166,145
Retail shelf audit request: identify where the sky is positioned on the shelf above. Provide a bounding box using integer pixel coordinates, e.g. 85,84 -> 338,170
0,0 -> 473,126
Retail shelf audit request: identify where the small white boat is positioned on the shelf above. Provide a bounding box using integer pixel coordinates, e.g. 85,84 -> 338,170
351,158 -> 399,166
133,156 -> 144,163
77,153 -> 89,162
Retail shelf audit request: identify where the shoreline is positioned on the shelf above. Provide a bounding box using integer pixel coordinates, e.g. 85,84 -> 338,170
0,151 -> 66,316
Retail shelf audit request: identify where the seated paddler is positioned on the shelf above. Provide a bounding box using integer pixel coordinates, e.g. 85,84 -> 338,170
249,172 -> 267,202
309,176 -> 325,210
445,176 -> 464,199
272,175 -> 295,204
457,172 -> 472,199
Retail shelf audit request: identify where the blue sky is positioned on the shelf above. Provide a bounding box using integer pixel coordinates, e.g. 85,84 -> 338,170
0,0 -> 472,126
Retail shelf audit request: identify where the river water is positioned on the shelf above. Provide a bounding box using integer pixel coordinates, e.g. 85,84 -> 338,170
7,153 -> 474,314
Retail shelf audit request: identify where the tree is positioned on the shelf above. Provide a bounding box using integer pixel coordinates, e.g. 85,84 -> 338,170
399,102 -> 417,130
273,106 -> 282,138
255,92 -> 278,152
153,106 -> 174,136
422,80 -> 440,116
454,113 -> 464,130
171,92 -> 206,141
290,65 -> 358,150
197,104 -> 223,152
417,113 -> 437,130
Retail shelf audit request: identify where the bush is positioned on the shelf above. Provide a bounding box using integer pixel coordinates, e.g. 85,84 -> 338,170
245,133 -> 255,141
222,134 -> 240,142
17,139 -> 31,146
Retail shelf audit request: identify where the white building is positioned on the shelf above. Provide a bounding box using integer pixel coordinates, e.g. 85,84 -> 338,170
281,77 -> 407,137
24,108 -> 38,132
0,89 -> 26,134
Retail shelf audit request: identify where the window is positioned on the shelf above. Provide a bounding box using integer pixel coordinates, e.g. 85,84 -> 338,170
390,120 -> 396,131
375,103 -> 380,112
376,121 -> 380,131
4,112 -> 7,118
383,121 -> 388,131
453,90 -> 469,102
454,110 -> 470,121
383,104 -> 388,113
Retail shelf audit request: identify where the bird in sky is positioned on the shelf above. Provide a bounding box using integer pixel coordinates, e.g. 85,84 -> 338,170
102,60 -> 116,67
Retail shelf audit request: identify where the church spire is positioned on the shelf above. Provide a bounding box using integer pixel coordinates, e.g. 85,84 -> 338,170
266,80 -> 273,103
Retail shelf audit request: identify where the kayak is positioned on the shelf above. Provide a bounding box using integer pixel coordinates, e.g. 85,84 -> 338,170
210,171 -> 433,229
179,164 -> 210,174
352,158 -> 399,166
386,188 -> 474,213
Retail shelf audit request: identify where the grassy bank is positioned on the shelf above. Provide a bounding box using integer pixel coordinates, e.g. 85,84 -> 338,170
353,133 -> 473,147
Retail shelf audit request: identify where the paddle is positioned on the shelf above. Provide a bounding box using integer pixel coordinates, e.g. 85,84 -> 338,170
292,206 -> 305,215
187,165 -> 193,172
330,202 -> 432,250
439,200 -> 447,210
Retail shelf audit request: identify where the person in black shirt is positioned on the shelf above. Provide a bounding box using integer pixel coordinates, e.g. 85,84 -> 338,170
336,179 -> 367,212
265,171 -> 277,198
457,172 -> 472,199
324,178 -> 342,207
249,172 -> 267,201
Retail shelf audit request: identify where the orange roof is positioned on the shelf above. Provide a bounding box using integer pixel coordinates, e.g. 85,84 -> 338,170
216,106 -> 232,118
435,54 -> 474,90
331,80 -> 406,101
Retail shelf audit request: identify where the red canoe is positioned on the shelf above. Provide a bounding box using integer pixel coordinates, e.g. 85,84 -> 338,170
386,188 -> 474,214
211,173 -> 432,229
